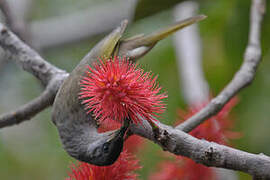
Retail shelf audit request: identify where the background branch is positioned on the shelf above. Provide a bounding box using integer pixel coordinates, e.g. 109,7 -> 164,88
0,0 -> 33,72
30,0 -> 137,49
0,0 -> 32,43
173,1 -> 209,106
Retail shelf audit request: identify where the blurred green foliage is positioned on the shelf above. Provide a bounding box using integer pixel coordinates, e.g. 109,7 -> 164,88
0,0 -> 270,180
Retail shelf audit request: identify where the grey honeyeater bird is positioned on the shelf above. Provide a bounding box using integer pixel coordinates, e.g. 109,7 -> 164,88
51,15 -> 206,166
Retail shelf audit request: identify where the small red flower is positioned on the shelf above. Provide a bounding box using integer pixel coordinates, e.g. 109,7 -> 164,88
149,158 -> 215,180
177,97 -> 241,144
124,135 -> 145,154
79,56 -> 167,125
149,97 -> 240,180
66,150 -> 141,180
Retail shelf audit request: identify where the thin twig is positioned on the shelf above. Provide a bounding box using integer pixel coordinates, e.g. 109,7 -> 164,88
176,0 -> 265,132
0,92 -> 52,128
0,79 -> 58,128
0,101 -> 50,128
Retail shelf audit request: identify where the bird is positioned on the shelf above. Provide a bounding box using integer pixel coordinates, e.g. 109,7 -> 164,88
51,15 -> 206,166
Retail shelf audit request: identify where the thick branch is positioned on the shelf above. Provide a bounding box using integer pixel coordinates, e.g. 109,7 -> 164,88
131,122 -> 270,178
176,0 -> 265,132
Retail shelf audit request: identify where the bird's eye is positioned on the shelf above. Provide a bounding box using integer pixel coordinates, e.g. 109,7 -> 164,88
103,143 -> 109,153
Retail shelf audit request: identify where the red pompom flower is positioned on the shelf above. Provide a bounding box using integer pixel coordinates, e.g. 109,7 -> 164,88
79,56 -> 167,125
66,150 -> 141,180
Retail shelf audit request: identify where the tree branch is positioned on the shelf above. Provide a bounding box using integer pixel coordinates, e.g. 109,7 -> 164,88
176,0 -> 265,132
0,21 -> 68,128
0,76 -> 64,128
